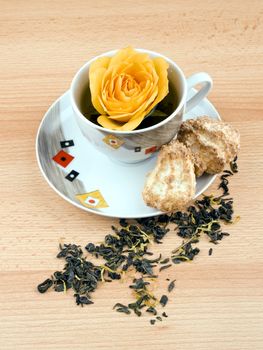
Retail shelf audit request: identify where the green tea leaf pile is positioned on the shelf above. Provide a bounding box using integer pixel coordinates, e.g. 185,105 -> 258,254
38,158 -> 238,324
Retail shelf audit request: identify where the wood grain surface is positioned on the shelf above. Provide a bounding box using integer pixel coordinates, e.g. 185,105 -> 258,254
0,0 -> 263,349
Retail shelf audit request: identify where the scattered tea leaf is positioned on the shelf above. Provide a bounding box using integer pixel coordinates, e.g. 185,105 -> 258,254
146,307 -> 157,315
113,303 -> 131,314
160,295 -> 168,307
37,278 -> 53,293
160,258 -> 170,264
116,307 -> 131,315
143,254 -> 162,263
134,308 -> 142,317
75,294 -> 94,306
230,156 -> 238,173
159,264 -> 172,272
168,279 -> 176,293
113,303 -> 128,309
37,162 -> 238,324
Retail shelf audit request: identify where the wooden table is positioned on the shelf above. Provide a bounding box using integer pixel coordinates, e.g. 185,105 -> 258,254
1,0 -> 263,349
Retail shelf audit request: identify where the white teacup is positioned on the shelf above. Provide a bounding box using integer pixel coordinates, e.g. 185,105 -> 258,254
71,49 -> 212,163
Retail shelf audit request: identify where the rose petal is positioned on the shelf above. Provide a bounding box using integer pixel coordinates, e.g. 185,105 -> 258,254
89,56 -> 111,75
97,115 -> 125,130
151,57 -> 169,106
106,87 -> 157,122
104,72 -> 158,116
126,52 -> 150,65
119,111 -> 147,131
108,47 -> 136,67
89,68 -> 108,114
97,111 -> 146,131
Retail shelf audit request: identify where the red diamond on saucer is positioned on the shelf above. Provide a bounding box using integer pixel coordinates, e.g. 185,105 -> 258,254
52,150 -> 74,168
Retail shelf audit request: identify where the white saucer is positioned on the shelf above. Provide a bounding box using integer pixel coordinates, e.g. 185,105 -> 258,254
36,90 -> 220,218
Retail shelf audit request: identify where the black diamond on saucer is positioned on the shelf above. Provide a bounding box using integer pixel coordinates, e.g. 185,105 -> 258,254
60,140 -> 74,148
65,170 -> 79,182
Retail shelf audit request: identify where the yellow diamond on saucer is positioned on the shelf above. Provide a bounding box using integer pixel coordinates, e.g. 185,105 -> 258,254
76,190 -> 109,209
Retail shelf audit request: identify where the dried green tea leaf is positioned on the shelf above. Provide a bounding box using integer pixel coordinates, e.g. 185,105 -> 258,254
113,303 -> 128,309
113,303 -> 131,314
160,258 -> 170,264
37,278 -> 53,293
159,264 -> 172,272
160,295 -> 168,307
146,307 -> 157,315
75,294 -> 94,306
168,279 -> 176,293
116,307 -> 131,315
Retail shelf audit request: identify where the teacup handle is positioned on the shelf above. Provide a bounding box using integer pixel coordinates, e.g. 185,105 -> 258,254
185,72 -> 213,113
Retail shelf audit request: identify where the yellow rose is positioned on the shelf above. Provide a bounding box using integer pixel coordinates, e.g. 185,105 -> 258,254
89,47 -> 169,131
